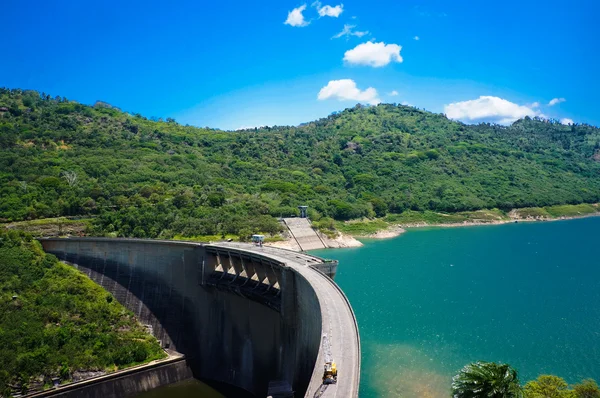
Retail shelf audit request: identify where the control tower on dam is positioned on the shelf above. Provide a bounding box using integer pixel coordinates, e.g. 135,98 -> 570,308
39,238 -> 360,398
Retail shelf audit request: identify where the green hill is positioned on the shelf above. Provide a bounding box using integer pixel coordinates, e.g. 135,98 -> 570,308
0,231 -> 165,395
1,88 -> 600,239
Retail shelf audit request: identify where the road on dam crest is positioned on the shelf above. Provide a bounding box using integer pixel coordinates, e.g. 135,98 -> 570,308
216,243 -> 360,398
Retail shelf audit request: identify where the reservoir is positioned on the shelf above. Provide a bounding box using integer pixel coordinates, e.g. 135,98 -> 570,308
311,216 -> 600,397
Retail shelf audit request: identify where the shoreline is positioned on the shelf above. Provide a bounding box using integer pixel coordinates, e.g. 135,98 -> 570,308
269,209 -> 600,251
7,206 -> 599,251
266,231 -> 364,251
353,226 -> 407,240
398,210 -> 600,230
346,206 -> 600,242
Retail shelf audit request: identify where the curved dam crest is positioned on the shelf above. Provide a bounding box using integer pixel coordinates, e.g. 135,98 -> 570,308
39,238 -> 360,398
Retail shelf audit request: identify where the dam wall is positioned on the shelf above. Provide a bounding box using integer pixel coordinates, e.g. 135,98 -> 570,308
39,238 -> 358,398
27,358 -> 193,398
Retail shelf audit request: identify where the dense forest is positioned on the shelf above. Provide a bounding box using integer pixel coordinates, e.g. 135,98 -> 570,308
1,88 -> 600,239
0,231 -> 165,395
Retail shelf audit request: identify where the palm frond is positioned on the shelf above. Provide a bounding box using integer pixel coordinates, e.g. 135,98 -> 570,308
452,361 -> 523,398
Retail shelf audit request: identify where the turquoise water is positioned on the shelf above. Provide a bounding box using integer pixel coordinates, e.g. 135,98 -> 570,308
311,217 -> 600,397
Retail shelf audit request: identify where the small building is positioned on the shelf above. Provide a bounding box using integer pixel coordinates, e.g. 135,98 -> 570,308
298,206 -> 308,218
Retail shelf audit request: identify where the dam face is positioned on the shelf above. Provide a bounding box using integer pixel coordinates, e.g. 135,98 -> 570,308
39,238 -> 359,398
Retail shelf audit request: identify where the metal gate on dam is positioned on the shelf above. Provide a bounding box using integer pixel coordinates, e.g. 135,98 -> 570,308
39,238 -> 360,398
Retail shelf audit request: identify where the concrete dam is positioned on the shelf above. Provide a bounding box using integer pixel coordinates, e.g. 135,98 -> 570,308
39,238 -> 360,397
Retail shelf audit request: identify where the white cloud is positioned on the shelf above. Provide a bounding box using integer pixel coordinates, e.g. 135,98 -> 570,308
343,41 -> 403,67
319,4 -> 343,17
530,101 -> 540,108
285,4 -> 309,27
317,79 -> 380,105
312,1 -> 343,17
560,118 -> 574,125
414,36 -> 420,41
548,97 -> 566,106
332,24 -> 369,39
389,90 -> 399,96
401,101 -> 413,107
444,96 -> 542,125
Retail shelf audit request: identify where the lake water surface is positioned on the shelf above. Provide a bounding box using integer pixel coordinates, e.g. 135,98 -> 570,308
311,217 -> 600,397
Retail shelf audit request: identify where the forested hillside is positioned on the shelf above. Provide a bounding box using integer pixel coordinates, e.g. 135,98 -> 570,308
0,231 -> 165,395
1,88 -> 600,239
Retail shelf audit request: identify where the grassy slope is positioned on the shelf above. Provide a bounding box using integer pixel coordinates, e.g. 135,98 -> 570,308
0,231 -> 165,395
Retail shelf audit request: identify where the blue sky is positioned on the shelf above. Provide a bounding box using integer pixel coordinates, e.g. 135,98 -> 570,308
1,0 -> 598,130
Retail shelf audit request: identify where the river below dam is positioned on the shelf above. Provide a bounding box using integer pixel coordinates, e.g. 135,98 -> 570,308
134,379 -> 223,398
311,216 -> 600,397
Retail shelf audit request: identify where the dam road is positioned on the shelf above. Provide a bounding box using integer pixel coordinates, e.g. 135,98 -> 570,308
39,238 -> 360,398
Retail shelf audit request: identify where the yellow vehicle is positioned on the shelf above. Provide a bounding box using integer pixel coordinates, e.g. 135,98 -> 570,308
323,361 -> 337,384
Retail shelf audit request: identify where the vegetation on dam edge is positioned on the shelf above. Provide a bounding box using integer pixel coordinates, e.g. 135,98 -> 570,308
0,231 -> 165,396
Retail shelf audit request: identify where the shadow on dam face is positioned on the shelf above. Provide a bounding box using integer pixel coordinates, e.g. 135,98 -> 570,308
72,256 -> 255,398
39,238 -> 331,398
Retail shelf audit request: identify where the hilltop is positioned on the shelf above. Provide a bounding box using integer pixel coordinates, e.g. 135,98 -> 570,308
1,88 -> 600,240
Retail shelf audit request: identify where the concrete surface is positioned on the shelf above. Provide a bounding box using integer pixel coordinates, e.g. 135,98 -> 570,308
282,218 -> 327,251
27,358 -> 192,398
39,238 -> 359,398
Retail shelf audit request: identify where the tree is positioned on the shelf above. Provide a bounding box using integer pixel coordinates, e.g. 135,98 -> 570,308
369,197 -> 388,217
524,375 -> 573,398
61,170 -> 78,187
452,362 -> 523,398
573,380 -> 600,398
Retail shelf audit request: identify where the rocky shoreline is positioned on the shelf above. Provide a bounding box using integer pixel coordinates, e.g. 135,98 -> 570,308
266,231 -> 364,251
266,210 -> 600,252
398,210 -> 600,230
361,226 -> 406,239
